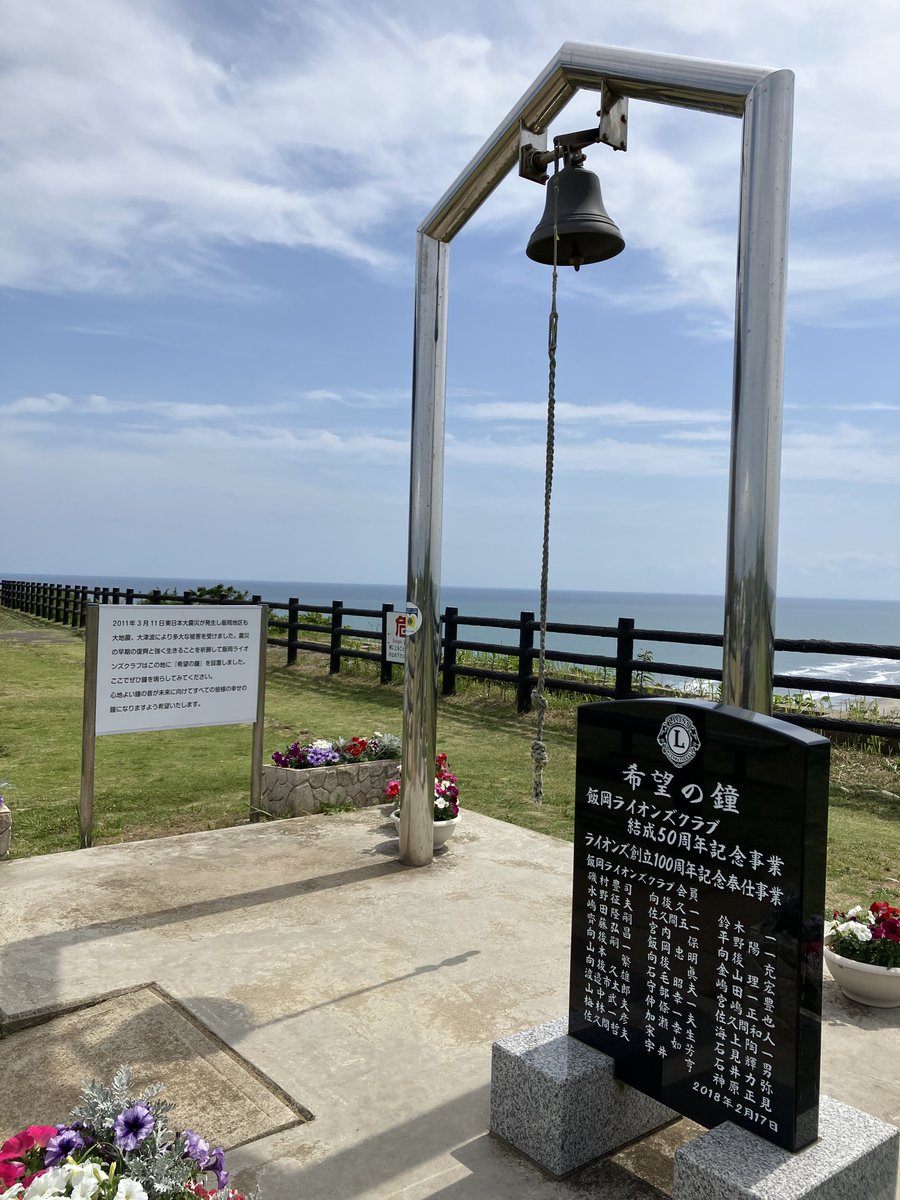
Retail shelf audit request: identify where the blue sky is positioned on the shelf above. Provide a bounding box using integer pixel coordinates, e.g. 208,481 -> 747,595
2,0 -> 898,600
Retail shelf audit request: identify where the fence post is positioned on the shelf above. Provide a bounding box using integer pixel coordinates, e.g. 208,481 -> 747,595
329,600 -> 343,674
441,606 -> 458,696
287,597 -> 299,666
125,588 -> 134,606
101,586 -> 110,605
111,587 -> 121,606
151,589 -> 161,603
63,585 -> 72,625
79,586 -> 88,627
380,604 -> 394,684
615,617 -> 636,698
52,584 -> 62,623
516,610 -> 536,713
183,590 -> 195,605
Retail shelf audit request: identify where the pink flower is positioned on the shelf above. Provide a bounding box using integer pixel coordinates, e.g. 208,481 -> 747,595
0,1161 -> 24,1188
25,1128 -> 56,1149
384,780 -> 400,799
0,1132 -> 34,1160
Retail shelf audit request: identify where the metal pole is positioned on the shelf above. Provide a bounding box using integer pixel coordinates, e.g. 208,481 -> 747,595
250,604 -> 268,822
79,605 -> 99,848
722,70 -> 794,713
401,231 -> 449,866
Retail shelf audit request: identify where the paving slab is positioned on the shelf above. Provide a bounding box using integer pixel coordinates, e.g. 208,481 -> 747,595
0,984 -> 308,1146
0,807 -> 897,1199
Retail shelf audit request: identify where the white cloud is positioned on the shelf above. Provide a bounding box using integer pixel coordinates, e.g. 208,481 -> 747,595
0,0 -> 515,293
2,0 -> 899,330
457,400 -> 730,424
664,428 -> 731,442
3,392 -> 72,414
446,433 -> 727,476
782,424 -> 900,484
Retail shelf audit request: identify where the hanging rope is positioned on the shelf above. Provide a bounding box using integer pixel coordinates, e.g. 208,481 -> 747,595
531,159 -> 560,805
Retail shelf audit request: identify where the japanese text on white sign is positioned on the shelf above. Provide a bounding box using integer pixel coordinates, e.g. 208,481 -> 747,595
94,605 -> 262,735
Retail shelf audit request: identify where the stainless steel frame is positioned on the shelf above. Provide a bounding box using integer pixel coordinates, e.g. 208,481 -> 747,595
401,42 -> 794,865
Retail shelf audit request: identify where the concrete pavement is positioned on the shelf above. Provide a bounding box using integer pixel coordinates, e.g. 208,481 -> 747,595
1,807 -> 897,1198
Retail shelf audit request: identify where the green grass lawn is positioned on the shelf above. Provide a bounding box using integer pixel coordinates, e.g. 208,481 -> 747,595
1,609 -> 897,911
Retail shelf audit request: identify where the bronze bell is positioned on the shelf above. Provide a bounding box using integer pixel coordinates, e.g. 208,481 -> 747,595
526,161 -> 624,270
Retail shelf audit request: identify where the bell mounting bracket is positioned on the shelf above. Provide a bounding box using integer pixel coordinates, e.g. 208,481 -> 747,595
519,85 -> 628,185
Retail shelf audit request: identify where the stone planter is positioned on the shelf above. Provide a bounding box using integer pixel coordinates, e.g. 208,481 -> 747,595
824,943 -> 900,1008
260,759 -> 399,818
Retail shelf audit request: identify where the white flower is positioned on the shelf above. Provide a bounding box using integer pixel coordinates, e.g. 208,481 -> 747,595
846,905 -> 862,918
113,1180 -> 148,1200
824,919 -> 838,936
23,1169 -> 69,1199
65,1163 -> 107,1200
311,739 -> 332,750
434,797 -> 448,810
2,1184 -> 25,1200
838,920 -> 872,942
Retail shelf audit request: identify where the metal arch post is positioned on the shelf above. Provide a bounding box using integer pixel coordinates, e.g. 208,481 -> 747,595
403,42 -> 794,864
402,232 -> 449,866
722,69 -> 794,713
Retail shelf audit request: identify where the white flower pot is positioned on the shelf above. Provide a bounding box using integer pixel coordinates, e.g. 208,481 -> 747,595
824,944 -> 900,1008
390,809 -> 460,848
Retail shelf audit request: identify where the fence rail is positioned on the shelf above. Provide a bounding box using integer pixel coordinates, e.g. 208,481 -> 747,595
3,578 -> 900,741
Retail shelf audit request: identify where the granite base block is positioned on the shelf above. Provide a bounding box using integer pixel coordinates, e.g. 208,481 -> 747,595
673,1094 -> 899,1200
490,1016 -> 677,1177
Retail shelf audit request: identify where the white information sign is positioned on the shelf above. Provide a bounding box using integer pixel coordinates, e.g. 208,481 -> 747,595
385,610 -> 408,664
94,605 -> 262,735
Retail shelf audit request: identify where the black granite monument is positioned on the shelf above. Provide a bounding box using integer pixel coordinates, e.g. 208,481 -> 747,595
568,698 -> 830,1152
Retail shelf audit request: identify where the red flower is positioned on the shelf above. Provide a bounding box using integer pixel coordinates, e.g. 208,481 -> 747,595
384,780 -> 400,799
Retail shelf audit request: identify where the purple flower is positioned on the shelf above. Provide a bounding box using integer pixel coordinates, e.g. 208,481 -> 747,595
113,1104 -> 155,1151
45,1127 -> 86,1166
182,1131 -> 210,1167
208,1146 -> 228,1190
306,746 -> 339,767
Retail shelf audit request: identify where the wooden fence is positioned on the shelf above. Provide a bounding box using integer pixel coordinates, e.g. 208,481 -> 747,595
3,578 -> 900,741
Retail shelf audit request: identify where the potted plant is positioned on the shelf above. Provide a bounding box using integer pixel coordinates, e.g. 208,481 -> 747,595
824,900 -> 900,1007
386,752 -> 460,848
0,1066 -> 255,1200
261,731 -> 401,817
0,781 -> 11,862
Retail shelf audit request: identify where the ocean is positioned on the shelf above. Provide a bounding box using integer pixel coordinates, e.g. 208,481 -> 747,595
11,573 -> 899,699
